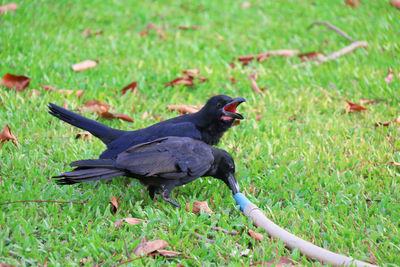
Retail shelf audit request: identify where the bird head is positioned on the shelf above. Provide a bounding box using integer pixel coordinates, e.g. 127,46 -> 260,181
209,148 -> 240,194
200,95 -> 246,123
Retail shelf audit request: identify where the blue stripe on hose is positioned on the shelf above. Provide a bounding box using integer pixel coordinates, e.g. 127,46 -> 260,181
233,193 -> 251,211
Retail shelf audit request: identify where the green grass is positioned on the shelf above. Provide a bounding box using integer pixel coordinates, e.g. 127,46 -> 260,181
1,0 -> 399,265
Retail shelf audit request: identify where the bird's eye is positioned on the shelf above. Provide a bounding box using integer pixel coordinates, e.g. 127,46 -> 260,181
217,103 -> 222,108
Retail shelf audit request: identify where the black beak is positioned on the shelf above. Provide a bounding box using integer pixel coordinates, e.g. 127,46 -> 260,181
224,173 -> 240,194
222,97 -> 246,120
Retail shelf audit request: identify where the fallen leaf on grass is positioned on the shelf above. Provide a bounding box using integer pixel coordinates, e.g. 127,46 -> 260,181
133,239 -> 169,256
72,60 -> 98,72
156,250 -> 182,257
384,67 -> 394,84
121,81 -> 138,95
0,3 -> 17,14
266,256 -> 295,266
113,113 -> 134,122
0,125 -> 18,146
248,229 -> 263,241
345,100 -> 367,113
391,0 -> 400,9
298,52 -> 324,61
114,217 -> 145,227
166,105 -> 201,114
110,196 -> 121,215
1,73 -> 31,91
98,111 -> 115,120
374,122 -> 391,127
164,77 -> 194,87
75,132 -> 92,140
84,100 -> 110,113
256,114 -> 262,121
345,0 -> 362,7
186,200 -> 212,214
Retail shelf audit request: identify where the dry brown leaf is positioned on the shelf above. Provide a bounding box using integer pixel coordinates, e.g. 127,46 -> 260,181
198,77 -> 208,83
267,49 -> 299,57
229,76 -> 236,84
146,22 -> 158,30
0,125 -> 18,146
248,229 -> 263,241
110,196 -> 121,215
133,240 -> 169,256
98,111 -> 115,120
1,73 -> 31,91
183,69 -> 199,78
266,256 -> 295,267
186,200 -> 212,214
345,100 -> 367,113
72,60 -> 98,72
345,0 -> 362,7
298,52 -> 324,61
75,90 -> 84,97
113,113 -> 134,123
114,217 -> 145,227
0,3 -> 17,14
166,105 -> 201,115
156,250 -> 182,257
391,0 -> 400,9
84,100 -> 110,113
121,81 -> 138,95
360,99 -> 377,105
230,61 -> 235,68
374,122 -> 391,127
241,2 -> 251,8
139,30 -> 149,36
384,67 -> 394,84
164,77 -> 194,87
179,25 -> 190,30
256,114 -> 262,121
75,132 -> 92,140
192,25 -> 201,30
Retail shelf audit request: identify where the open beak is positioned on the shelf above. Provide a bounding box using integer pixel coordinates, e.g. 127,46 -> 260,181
224,173 -> 240,194
221,97 -> 246,120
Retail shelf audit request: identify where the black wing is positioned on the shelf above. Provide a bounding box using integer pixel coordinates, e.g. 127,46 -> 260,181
115,137 -> 214,179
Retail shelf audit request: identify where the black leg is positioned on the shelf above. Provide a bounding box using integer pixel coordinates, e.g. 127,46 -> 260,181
148,186 -> 156,199
161,186 -> 181,208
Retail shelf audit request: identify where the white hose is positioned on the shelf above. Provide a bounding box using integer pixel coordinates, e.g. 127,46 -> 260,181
233,193 -> 378,266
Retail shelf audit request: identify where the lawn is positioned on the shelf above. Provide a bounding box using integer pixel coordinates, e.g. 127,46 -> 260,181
1,0 -> 399,265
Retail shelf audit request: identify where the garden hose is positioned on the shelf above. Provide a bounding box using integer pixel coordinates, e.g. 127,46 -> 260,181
233,193 -> 377,267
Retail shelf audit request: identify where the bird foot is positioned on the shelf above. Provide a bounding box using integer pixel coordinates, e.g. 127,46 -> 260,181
161,191 -> 181,207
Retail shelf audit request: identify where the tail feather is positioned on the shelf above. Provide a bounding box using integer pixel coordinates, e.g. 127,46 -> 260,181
70,159 -> 115,168
54,167 -> 125,185
48,103 -> 125,145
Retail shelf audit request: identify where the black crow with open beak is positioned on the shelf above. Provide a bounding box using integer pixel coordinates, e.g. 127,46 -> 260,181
48,95 -> 245,159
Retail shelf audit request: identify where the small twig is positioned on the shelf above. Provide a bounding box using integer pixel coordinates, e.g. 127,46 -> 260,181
194,233 -> 216,244
122,235 -> 130,260
294,41 -> 367,68
211,226 -> 239,235
308,21 -> 354,41
0,200 -> 87,206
